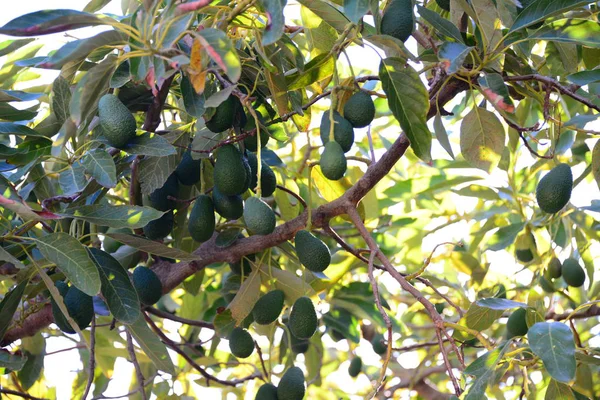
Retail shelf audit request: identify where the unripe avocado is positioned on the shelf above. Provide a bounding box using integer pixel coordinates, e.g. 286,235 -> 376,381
290,332 -> 310,353
244,197 -> 276,235
175,150 -> 201,186
143,210 -> 174,240
320,141 -> 347,181
255,383 -> 279,400
103,227 -> 131,253
562,258 -> 585,287
294,230 -> 331,273
380,0 -> 414,43
436,0 -> 450,11
515,232 -> 536,263
371,334 -> 387,355
289,296 -> 317,339
244,128 -> 270,152
188,195 -> 215,243
320,110 -> 354,152
98,94 -> 137,148
252,290 -> 285,325
228,327 -> 255,358
132,267 -> 163,305
205,95 -> 236,133
214,144 -> 249,196
507,308 -> 529,336
148,174 -> 179,211
247,152 -> 277,197
536,163 -> 573,214
348,356 -> 362,377
343,91 -> 375,128
277,366 -> 306,400
51,282 -> 94,334
547,257 -> 562,279
539,275 -> 556,293
213,187 -> 244,220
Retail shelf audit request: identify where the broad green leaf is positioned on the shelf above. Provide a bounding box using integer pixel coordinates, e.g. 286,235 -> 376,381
191,128 -> 224,159
344,0 -> 369,24
464,342 -> 511,400
17,350 -> 44,390
476,298 -> 527,310
0,279 -> 28,341
227,267 -> 261,325
81,149 -> 117,188
58,162 -> 87,195
545,380 -> 575,400
261,0 -> 286,45
204,86 -> 236,108
42,31 -> 125,69
127,317 -> 175,374
96,132 -> 176,157
0,103 -> 37,121
213,309 -> 236,339
84,0 -> 113,12
138,154 -> 178,194
194,29 -> 241,83
365,35 -> 415,60
528,322 -> 576,383
0,125 -> 42,140
0,38 -> 35,57
312,166 -> 365,220
286,54 -> 334,91
439,42 -> 473,74
465,302 -> 502,331
0,90 -> 42,102
88,248 -> 141,324
379,57 -> 431,162
51,76 -> 71,124
322,308 -> 360,343
434,114 -> 455,159
34,232 -> 101,296
567,70 -> 600,86
106,233 -> 202,261
487,222 -> 524,251
592,140 -> 600,190
471,0 -> 501,50
60,205 -> 164,229
180,75 -> 205,118
258,264 -> 315,303
451,252 -> 487,284
524,19 -> 600,47
0,246 -> 25,269
510,1 -> 596,32
460,107 -> 505,172
0,350 -> 27,371
0,9 -> 107,36
297,0 -> 351,33
417,5 -> 464,43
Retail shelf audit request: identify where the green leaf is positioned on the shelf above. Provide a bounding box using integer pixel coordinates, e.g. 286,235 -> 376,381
524,19 -> 600,47
0,279 -> 28,341
365,35 -> 415,60
127,317 -> 175,374
567,70 -> 600,86
0,103 -> 37,121
60,205 -> 164,229
83,0 -> 113,12
528,322 -> 576,383
258,264 -> 315,304
261,0 -> 286,45
0,350 -> 27,371
286,54 -> 334,91
106,233 -> 202,261
417,5 -> 464,43
510,1 -> 596,32
344,0 -> 369,24
464,342 -> 511,400
439,42 -> 473,75
0,123 -> 44,138
476,298 -> 527,310
180,75 -> 205,118
0,9 -> 107,36
0,38 -> 35,57
88,248 -> 141,324
592,137 -> 600,191
322,308 -> 361,343
213,309 -> 236,339
546,379 -> 576,400
487,222 -> 525,251
471,0 -> 501,50
0,246 -> 25,269
34,232 -> 101,296
51,76 -> 71,124
96,132 -> 176,157
42,30 -> 125,69
138,154 -> 178,195
17,350 -> 44,390
379,57 -> 432,162
460,107 -> 505,172
0,90 -> 42,102
297,0 -> 351,33
479,73 -> 515,113
81,149 -> 117,188
451,252 -> 487,285
434,114 -> 455,159
204,86 -> 236,108
228,267 -> 261,325
58,162 -> 87,195
194,29 -> 241,83
465,302 -> 502,331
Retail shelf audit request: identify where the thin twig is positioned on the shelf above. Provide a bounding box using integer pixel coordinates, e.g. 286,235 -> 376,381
254,340 -> 269,381
392,339 -> 448,352
126,330 -> 148,400
276,185 -> 307,209
0,388 -> 48,400
146,306 -> 214,329
81,316 -> 96,400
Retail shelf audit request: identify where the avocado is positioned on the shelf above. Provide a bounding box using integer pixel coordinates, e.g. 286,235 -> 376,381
252,290 -> 285,325
98,94 -> 137,148
507,308 -> 529,336
148,174 -> 179,211
247,152 -> 277,197
539,275 -> 556,293
435,0 -> 450,11
289,296 -> 317,339
51,281 -> 94,334
371,334 -> 387,355
143,210 -> 174,240
188,195 -> 215,243
230,254 -> 255,276
103,227 -> 131,253
214,144 -> 249,196
294,230 -> 331,273
132,267 -> 163,305
205,95 -> 236,133
244,128 -> 270,152
244,197 -> 276,235
348,357 -> 362,377
536,163 -> 573,214
547,257 -> 562,279
277,366 -> 305,400
320,110 -> 354,153
515,232 -> 536,263
380,0 -> 414,42
320,141 -> 347,181
175,150 -> 201,186
343,91 -> 375,128
255,383 -> 279,400
228,327 -> 255,358
290,331 -> 310,353
213,187 -> 244,220
562,258 -> 585,287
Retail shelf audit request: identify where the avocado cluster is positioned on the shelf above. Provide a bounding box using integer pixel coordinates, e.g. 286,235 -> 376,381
51,281 -> 94,334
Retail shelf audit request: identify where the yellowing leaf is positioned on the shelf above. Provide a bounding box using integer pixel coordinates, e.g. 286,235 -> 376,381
227,267 -> 261,325
188,38 -> 206,94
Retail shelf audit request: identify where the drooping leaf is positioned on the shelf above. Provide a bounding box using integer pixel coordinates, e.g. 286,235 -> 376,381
322,308 -> 361,343
297,0 -> 351,33
58,162 -> 87,195
51,76 -> 71,124
487,222 -> 525,251
0,38 -> 35,57
286,54 -> 335,91
60,205 -> 164,229
545,380 -> 575,400
0,279 -> 28,341
34,232 -> 101,296
460,107 -> 505,172
41,31 -> 126,69
106,233 -> 202,261
471,0 -> 501,50
0,247 -> 25,269
81,149 -> 117,188
466,302 -> 503,331
127,317 -> 175,374
344,0 -> 369,24
593,140 -> 600,192
258,264 -> 315,304
476,298 -> 528,310
138,154 -> 178,195
464,342 -> 511,400
213,309 -> 236,339
0,350 -> 27,371
261,0 -> 287,45
96,132 -> 176,157
0,9 -> 107,37
0,90 -> 42,102
434,114 -> 455,159
417,5 -> 464,43
0,103 -> 37,121
228,267 -> 261,325
510,1 -> 596,32
528,322 -> 576,383
180,75 -> 205,118
194,28 -> 241,83
0,122 -> 44,138
524,19 -> 600,47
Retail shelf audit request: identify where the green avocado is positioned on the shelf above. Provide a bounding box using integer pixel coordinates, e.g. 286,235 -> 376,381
98,94 -> 137,148
435,0 -> 450,11
132,267 -> 163,305
277,366 -> 306,400
289,296 -> 317,339
228,327 -> 255,358
539,275 -> 556,293
294,230 -> 331,273
348,356 -> 362,377
320,110 -> 354,152
143,210 -> 174,240
562,258 -> 586,287
536,163 -> 573,214
371,333 -> 387,355
252,290 -> 285,325
103,227 -> 131,253
175,150 -> 201,186
507,308 -> 529,337
547,257 -> 562,279
244,128 -> 270,152
213,187 -> 244,220
320,141 -> 347,181
188,195 -> 215,243
244,197 -> 276,235
247,152 -> 277,197
214,144 -> 249,196
515,232 -> 536,263
343,91 -> 375,128
290,331 -> 310,353
205,95 -> 236,133
255,383 -> 279,400
148,174 -> 179,211
51,281 -> 94,334
380,0 -> 414,43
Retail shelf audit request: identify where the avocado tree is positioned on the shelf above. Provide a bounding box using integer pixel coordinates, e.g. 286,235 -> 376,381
1,0 -> 600,398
